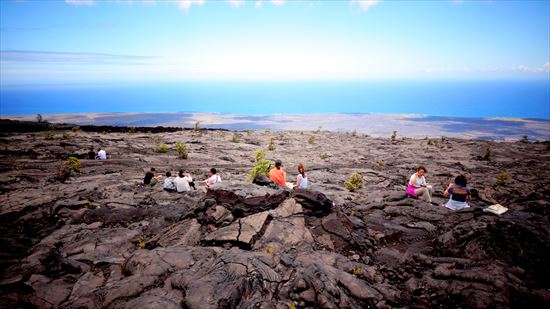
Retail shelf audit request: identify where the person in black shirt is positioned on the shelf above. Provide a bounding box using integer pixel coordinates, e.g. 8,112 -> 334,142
144,168 -> 161,186
87,147 -> 96,160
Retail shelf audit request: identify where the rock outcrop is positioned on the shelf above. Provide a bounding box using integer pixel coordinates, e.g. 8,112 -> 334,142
1,128 -> 549,308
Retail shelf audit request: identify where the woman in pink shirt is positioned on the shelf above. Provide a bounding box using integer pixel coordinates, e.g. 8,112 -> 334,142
204,168 -> 222,190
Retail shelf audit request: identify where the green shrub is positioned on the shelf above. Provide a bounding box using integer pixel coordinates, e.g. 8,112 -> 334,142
308,136 -> 315,145
248,149 -> 272,182
44,131 -> 55,140
154,144 -> 168,153
62,132 -> 72,140
391,131 -> 397,141
268,138 -> 275,151
66,156 -> 80,172
351,129 -> 357,137
194,121 -> 201,131
71,126 -> 81,133
128,127 -> 139,134
496,172 -> 510,186
320,153 -> 330,160
482,145 -> 491,160
376,160 -> 385,166
174,142 -> 188,159
154,136 -> 163,144
345,173 -> 364,192
231,132 -> 240,143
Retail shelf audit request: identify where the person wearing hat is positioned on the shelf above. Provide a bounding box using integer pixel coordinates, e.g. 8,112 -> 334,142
269,159 -> 286,186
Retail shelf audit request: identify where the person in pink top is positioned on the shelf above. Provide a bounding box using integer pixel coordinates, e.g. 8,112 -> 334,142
204,168 -> 222,190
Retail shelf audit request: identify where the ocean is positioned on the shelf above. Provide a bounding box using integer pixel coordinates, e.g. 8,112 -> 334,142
1,80 -> 549,119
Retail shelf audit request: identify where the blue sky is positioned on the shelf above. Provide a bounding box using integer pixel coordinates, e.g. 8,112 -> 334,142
1,0 -> 549,85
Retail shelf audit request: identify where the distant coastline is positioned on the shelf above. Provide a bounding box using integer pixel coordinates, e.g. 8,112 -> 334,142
3,112 -> 549,141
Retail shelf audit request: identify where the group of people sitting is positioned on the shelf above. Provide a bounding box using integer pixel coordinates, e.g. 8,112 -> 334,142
87,147 -> 107,160
406,166 -> 472,211
268,160 -> 308,189
143,167 -> 222,193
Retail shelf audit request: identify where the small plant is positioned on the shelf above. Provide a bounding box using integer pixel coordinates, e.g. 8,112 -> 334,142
441,136 -> 447,142
352,266 -> 362,276
316,126 -> 322,133
66,156 -> 80,173
154,136 -> 163,144
248,149 -> 272,183
345,173 -> 364,192
266,247 -> 273,254
62,132 -> 72,140
245,130 -> 252,135
154,144 -> 168,153
391,131 -> 397,141
138,236 -> 146,249
289,303 -> 297,309
264,128 -> 271,133
351,129 -> 357,137
101,131 -> 108,135
320,153 -> 330,160
268,138 -> 275,151
350,209 -> 356,217
44,131 -> 55,140
36,114 -> 43,123
308,136 -> 315,145
427,138 -> 437,146
128,127 -> 139,134
496,172 -> 510,186
231,132 -> 240,143
482,145 -> 491,160
71,126 -> 81,133
174,142 -> 188,159
376,159 -> 385,166
194,121 -> 201,131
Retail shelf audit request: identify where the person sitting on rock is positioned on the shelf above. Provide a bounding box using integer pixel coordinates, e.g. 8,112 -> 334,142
269,160 -> 286,186
406,166 -> 433,203
204,168 -> 222,190
295,163 -> 308,189
443,175 -> 472,210
163,171 -> 176,192
97,148 -> 107,160
174,169 -> 194,192
144,168 -> 162,186
87,147 -> 96,160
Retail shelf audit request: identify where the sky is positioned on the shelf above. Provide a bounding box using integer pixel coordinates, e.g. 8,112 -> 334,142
0,0 -> 549,85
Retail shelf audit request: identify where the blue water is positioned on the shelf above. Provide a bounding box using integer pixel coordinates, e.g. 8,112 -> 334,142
1,80 -> 549,119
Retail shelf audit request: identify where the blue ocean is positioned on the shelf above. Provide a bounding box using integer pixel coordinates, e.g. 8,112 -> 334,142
1,80 -> 549,119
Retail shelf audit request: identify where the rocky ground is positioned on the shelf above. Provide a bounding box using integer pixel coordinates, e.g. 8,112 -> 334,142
0,125 -> 549,308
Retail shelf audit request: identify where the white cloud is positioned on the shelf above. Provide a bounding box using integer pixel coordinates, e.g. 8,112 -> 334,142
65,0 -> 95,5
270,0 -> 285,5
512,62 -> 550,73
178,0 -> 205,12
350,0 -> 380,12
227,0 -> 245,8
255,0 -> 262,8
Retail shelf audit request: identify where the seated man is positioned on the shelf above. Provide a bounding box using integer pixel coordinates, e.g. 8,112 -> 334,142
174,170 -> 194,192
444,175 -> 472,211
269,160 -> 286,186
97,148 -> 107,160
144,168 -> 162,186
204,168 -> 222,190
87,147 -> 96,160
163,171 -> 176,192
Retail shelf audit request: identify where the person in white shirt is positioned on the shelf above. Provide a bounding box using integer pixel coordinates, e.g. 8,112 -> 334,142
97,148 -> 107,160
174,170 -> 194,192
204,168 -> 221,190
406,166 -> 433,203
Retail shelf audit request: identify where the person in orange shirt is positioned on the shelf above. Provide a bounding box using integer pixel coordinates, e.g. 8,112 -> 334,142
269,160 -> 286,186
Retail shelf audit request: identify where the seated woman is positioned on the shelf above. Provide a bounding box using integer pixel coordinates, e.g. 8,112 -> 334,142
204,168 -> 222,190
174,170 -> 194,192
163,171 -> 177,192
294,163 -> 308,189
406,166 -> 433,203
444,175 -> 472,210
